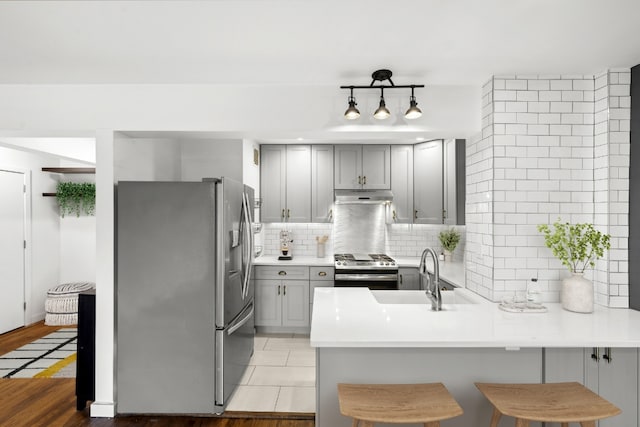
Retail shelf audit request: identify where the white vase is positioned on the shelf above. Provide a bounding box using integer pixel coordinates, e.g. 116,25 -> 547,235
561,273 -> 594,313
443,249 -> 452,262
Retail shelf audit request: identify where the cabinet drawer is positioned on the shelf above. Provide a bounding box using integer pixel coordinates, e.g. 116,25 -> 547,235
254,266 -> 309,280
310,267 -> 334,281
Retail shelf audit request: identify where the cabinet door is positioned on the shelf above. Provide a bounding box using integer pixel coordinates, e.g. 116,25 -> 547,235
312,145 -> 334,222
334,145 -> 362,189
260,145 -> 286,222
597,348 -> 638,427
398,268 -> 420,290
362,145 -> 391,190
544,348 -> 585,383
282,280 -> 310,327
285,145 -> 311,222
390,145 -> 414,223
255,280 -> 282,327
414,140 -> 443,224
443,138 -> 457,225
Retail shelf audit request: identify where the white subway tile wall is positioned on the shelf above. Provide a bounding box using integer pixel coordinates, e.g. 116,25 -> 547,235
464,78 -> 495,301
469,71 -> 630,306
260,223 -> 465,261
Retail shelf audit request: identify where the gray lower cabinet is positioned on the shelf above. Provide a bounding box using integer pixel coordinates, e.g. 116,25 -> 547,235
255,266 -> 310,329
545,348 -> 638,426
310,266 -> 335,316
398,267 -> 420,290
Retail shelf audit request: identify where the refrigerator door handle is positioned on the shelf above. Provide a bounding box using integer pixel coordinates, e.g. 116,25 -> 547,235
241,192 -> 254,300
227,301 -> 254,336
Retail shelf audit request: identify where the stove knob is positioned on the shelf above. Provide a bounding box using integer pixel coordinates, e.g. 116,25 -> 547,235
391,261 -> 396,265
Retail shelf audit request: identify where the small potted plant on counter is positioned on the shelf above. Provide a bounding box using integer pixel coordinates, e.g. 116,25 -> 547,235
537,220 -> 610,313
438,227 -> 460,261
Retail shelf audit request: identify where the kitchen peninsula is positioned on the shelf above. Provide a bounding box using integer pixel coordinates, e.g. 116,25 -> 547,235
311,288 -> 640,427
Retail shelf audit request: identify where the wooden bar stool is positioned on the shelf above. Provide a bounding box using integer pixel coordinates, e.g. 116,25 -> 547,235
475,382 -> 621,427
337,383 -> 463,427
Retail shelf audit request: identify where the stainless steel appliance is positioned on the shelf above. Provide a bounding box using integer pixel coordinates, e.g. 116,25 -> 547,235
334,253 -> 398,290
116,178 -> 255,414
278,229 -> 293,260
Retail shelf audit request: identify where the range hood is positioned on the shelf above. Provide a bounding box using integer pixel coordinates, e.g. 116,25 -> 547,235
334,189 -> 394,204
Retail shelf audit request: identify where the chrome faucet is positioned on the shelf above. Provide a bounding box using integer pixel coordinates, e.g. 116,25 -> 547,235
419,247 -> 441,311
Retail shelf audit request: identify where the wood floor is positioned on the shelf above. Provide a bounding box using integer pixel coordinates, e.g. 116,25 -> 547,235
0,323 -> 315,427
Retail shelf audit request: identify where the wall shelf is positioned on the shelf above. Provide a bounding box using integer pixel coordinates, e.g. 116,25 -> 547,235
41,167 -> 95,174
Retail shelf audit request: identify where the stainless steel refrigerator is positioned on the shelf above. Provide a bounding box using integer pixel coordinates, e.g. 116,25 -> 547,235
116,178 -> 255,414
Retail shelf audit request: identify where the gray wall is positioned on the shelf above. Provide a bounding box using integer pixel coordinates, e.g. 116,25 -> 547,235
630,65 -> 640,310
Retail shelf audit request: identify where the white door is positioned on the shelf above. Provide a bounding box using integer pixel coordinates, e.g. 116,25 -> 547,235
0,170 -> 25,334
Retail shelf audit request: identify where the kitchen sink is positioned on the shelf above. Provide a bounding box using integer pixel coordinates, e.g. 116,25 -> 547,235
371,289 -> 481,305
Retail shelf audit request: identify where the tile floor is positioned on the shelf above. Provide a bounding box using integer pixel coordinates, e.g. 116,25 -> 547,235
226,333 -> 315,413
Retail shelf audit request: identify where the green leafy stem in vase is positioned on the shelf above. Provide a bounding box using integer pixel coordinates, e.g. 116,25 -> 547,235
56,182 -> 96,217
537,220 -> 610,274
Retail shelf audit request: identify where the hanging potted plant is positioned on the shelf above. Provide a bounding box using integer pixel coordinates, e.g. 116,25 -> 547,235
56,182 -> 96,217
537,221 -> 610,313
438,227 -> 461,261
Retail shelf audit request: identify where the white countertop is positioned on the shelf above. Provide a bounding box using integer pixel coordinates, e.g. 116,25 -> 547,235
310,287 -> 640,348
254,255 -> 334,267
394,257 -> 465,288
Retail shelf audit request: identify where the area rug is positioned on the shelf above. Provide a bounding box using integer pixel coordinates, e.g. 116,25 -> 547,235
0,328 -> 77,378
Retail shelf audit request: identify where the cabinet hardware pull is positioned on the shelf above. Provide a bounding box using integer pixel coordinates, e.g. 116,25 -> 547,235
278,271 -> 287,276
392,210 -> 397,221
287,209 -> 290,219
319,272 -> 327,277
277,285 -> 281,295
399,274 -> 403,284
443,209 -> 447,218
591,347 -> 600,362
358,176 -> 362,185
414,210 -> 418,219
328,209 -> 333,221
363,176 -> 366,185
281,209 -> 285,219
603,347 -> 612,363
283,285 -> 286,295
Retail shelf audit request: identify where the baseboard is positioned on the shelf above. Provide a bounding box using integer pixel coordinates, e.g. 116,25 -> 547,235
90,402 -> 116,418
223,411 -> 315,420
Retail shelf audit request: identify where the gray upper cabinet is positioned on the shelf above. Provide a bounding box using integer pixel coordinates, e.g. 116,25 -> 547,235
261,145 -> 311,223
443,139 -> 466,225
335,145 -> 390,190
414,140 -> 443,224
311,145 -> 334,222
390,145 -> 414,223
260,145 -> 287,222
285,145 -> 312,222
362,145 -> 391,189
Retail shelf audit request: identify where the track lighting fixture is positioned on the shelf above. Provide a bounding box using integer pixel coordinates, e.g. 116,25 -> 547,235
373,88 -> 391,120
340,69 -> 424,121
344,88 -> 360,120
404,87 -> 422,119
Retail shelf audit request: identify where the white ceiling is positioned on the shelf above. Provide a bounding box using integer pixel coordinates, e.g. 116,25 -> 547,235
0,0 -> 639,86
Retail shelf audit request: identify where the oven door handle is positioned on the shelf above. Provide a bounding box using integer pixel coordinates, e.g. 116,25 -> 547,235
335,274 -> 398,281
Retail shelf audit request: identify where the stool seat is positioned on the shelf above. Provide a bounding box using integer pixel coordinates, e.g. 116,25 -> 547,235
475,382 -> 621,427
338,383 -> 463,426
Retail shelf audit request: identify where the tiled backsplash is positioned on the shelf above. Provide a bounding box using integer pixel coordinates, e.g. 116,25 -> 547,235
261,222 -> 465,261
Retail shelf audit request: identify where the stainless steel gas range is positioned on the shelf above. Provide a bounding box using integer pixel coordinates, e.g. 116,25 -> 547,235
334,253 -> 399,290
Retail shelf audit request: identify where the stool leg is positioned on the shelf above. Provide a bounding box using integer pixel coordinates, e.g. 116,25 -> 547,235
561,423 -> 569,427
351,419 -> 360,427
515,419 -> 530,427
489,407 -> 502,427
580,422 -> 596,427
424,422 -> 440,427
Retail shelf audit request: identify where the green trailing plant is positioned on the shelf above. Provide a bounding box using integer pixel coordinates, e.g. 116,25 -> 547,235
537,220 -> 611,274
438,227 -> 461,253
56,182 -> 96,217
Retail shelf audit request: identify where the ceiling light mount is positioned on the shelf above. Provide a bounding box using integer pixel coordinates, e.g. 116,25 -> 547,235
341,69 -> 424,120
